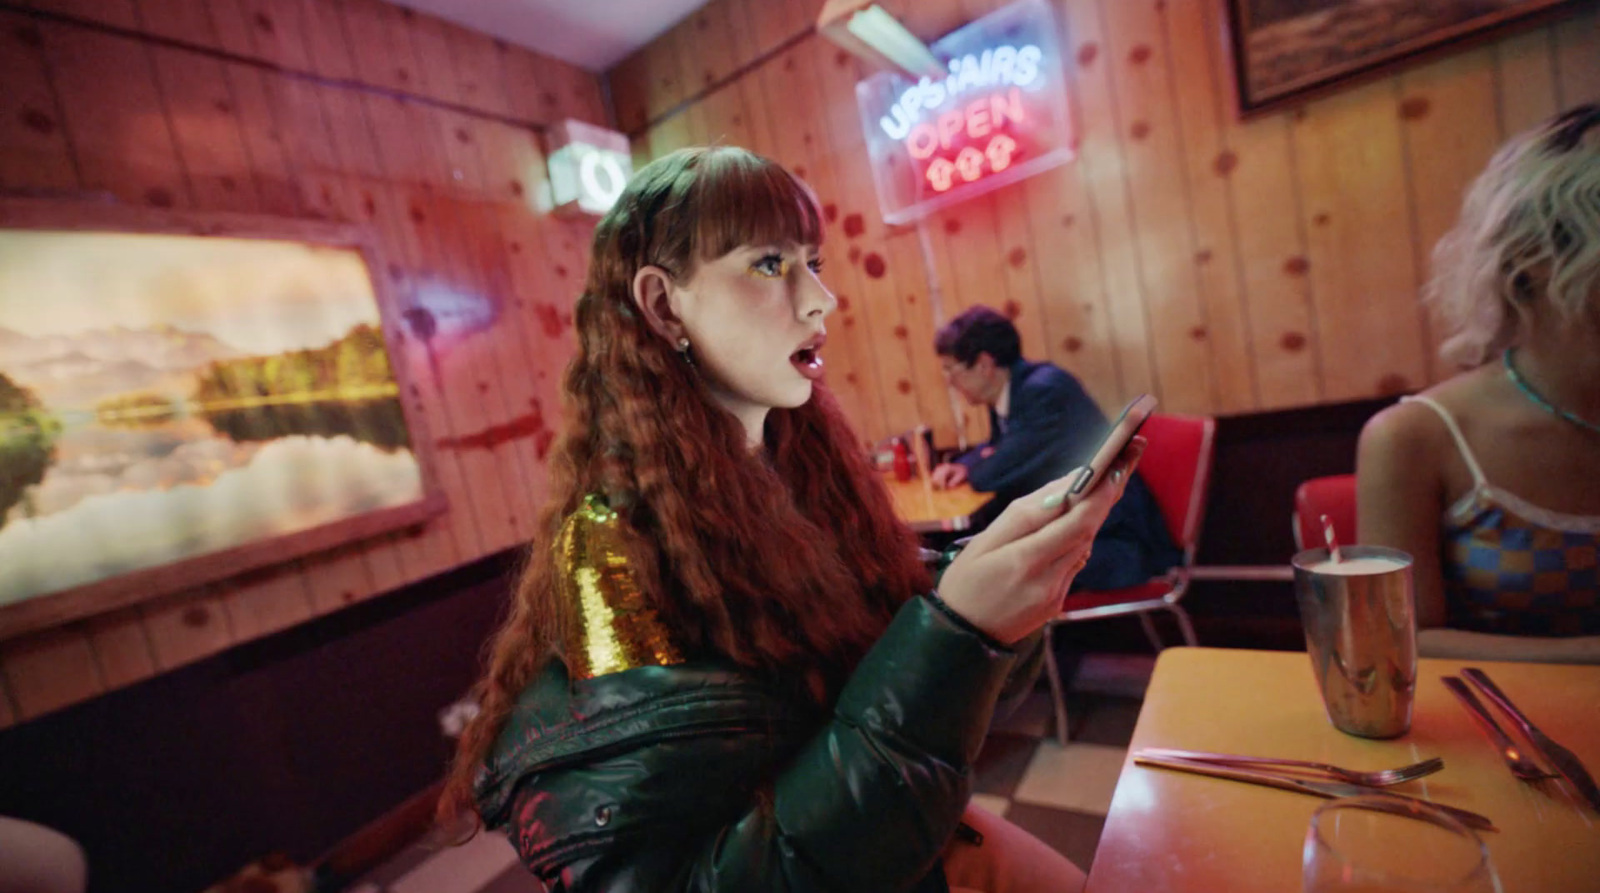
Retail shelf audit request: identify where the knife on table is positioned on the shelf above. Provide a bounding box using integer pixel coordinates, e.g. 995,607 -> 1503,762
1134,754 -> 1498,832
1463,666 -> 1600,814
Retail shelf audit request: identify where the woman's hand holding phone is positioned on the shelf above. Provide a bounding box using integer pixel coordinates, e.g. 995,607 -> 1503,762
937,437 -> 1148,645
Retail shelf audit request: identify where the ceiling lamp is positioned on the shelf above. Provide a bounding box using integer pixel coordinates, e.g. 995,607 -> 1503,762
817,1 -> 945,79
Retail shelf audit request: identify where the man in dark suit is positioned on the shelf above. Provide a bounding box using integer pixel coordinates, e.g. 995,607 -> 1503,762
930,306 -> 1180,591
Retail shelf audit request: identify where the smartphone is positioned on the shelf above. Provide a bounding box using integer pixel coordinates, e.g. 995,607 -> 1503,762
1069,394 -> 1157,500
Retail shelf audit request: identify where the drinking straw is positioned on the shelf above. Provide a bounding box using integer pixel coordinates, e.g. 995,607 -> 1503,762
1320,514 -> 1343,563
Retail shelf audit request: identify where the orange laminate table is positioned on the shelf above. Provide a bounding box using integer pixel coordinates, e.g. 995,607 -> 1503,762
881,474 -> 990,533
1088,647 -> 1600,893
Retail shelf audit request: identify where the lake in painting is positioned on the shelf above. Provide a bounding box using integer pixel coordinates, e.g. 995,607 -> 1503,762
0,231 -> 424,607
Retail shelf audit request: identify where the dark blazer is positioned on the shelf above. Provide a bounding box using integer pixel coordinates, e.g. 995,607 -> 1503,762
955,359 -> 1181,591
955,359 -> 1107,496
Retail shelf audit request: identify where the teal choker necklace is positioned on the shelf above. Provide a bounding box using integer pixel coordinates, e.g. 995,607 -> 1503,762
1503,349 -> 1600,435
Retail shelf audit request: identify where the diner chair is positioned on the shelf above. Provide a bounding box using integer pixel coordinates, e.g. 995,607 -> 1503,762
1041,412 -> 1216,746
1292,473 -> 1357,551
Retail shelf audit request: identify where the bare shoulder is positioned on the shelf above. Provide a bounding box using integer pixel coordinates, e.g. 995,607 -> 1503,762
1358,398 -> 1446,464
1360,367 -> 1500,460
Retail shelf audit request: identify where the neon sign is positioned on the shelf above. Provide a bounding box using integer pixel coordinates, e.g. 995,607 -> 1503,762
879,46 -> 1042,139
856,0 -> 1074,225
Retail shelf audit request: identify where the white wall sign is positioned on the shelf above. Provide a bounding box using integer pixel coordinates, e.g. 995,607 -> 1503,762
547,120 -> 633,217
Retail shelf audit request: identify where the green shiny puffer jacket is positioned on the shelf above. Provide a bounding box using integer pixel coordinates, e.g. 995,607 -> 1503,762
474,592 -> 1045,892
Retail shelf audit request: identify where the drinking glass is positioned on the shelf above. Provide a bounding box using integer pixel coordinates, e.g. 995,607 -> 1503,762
1303,796 -> 1501,892
1291,546 -> 1417,738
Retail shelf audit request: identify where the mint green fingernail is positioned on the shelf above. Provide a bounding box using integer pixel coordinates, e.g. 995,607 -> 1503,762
1042,492 -> 1066,510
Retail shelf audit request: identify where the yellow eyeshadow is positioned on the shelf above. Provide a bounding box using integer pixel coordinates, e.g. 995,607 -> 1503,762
748,257 -> 792,279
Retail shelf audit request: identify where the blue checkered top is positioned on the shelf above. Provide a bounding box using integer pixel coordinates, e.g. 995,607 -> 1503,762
1406,396 -> 1600,637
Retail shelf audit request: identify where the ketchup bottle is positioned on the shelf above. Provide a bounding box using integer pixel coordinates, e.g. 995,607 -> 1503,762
892,437 -> 912,482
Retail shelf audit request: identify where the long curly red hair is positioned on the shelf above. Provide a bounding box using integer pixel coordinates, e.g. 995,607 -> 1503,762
439,147 -> 932,823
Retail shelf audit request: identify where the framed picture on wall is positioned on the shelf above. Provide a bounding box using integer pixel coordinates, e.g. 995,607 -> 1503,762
1222,0 -> 1583,117
0,199 -> 446,639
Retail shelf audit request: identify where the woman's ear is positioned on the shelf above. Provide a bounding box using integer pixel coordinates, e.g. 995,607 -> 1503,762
632,265 -> 686,344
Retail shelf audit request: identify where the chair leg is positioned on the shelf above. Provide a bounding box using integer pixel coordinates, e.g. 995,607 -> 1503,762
1137,612 -> 1164,653
1042,623 -> 1071,747
1169,604 -> 1199,646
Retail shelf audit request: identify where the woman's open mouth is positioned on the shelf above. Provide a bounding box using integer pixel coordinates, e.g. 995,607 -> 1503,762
790,333 -> 827,381
790,347 -> 825,380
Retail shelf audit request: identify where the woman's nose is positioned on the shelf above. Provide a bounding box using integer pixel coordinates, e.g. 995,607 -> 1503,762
797,270 -> 837,319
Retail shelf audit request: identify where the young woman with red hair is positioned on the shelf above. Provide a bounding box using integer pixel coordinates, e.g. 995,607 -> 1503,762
439,146 -> 1143,892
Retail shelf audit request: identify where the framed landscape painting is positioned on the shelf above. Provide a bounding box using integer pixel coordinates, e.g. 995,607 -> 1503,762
1223,0 -> 1582,117
0,200 -> 444,638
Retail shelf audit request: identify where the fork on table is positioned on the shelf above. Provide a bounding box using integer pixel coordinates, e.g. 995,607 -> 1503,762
1134,747 -> 1444,787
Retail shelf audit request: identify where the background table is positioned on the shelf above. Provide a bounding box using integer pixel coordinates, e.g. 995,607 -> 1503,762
882,475 -> 989,533
1089,647 -> 1600,892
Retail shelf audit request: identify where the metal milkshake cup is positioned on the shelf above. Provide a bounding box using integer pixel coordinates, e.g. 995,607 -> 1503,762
1291,546 -> 1417,739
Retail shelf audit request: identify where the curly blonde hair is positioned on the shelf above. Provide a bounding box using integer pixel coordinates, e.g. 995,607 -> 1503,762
1427,104 -> 1600,368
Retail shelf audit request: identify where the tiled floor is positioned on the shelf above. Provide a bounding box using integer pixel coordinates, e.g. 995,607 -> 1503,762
355,654 -> 1155,892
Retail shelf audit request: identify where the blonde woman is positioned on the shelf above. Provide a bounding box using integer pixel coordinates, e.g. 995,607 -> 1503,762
1358,104 -> 1600,663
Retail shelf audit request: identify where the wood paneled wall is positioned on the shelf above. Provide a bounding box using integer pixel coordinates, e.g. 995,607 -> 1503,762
609,0 -> 1600,450
0,0 -> 604,723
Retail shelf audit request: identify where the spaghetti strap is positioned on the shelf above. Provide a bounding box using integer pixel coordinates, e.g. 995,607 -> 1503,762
1401,395 -> 1488,487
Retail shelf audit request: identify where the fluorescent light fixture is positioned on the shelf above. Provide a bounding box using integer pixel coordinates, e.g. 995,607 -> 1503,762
819,2 -> 946,79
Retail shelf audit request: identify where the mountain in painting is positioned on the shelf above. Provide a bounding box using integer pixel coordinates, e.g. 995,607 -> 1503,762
0,325 -> 243,409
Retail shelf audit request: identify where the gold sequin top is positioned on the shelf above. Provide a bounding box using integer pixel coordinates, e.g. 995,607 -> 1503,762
556,494 -> 687,679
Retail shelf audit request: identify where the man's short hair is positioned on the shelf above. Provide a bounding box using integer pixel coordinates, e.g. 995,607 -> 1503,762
934,306 -> 1022,367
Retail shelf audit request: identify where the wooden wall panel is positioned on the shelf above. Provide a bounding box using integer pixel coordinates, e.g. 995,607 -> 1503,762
0,17 -> 79,193
609,0 -> 1594,444
1554,4 -> 1600,107
339,0 -> 413,95
1055,0 -> 1156,406
23,0 -> 140,30
1019,165 -> 1121,410
298,0 -> 359,81
0,0 -> 604,722
1397,49 -> 1502,374
499,47 -> 556,126
608,50 -> 656,136
1292,80 -> 1428,400
421,197 -> 532,554
303,544 -> 380,613
221,565 -> 316,641
238,0 -> 317,72
84,614 -> 158,690
1496,28 -> 1561,137
687,0 -> 742,93
0,628 -> 103,719
1216,114 -> 1324,408
202,1 -> 253,59
1097,0 -> 1217,413
226,63 -> 303,215
140,589 -> 235,671
43,23 -> 193,208
1159,0 -> 1258,414
444,26 -> 513,119
150,48 -> 265,213
404,8 -> 462,105
133,0 -> 219,47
